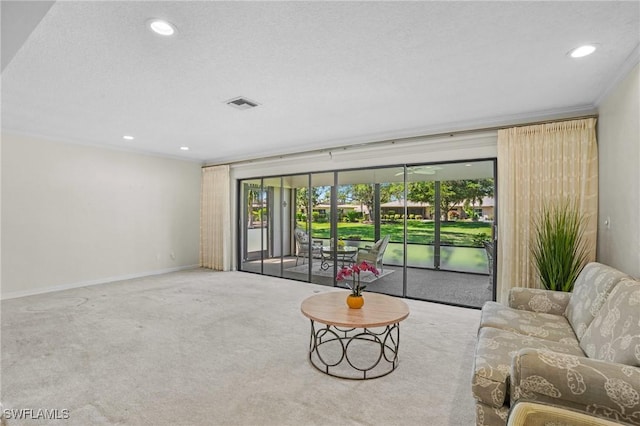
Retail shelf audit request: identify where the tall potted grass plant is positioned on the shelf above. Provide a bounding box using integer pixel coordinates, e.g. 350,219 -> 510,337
531,199 -> 589,292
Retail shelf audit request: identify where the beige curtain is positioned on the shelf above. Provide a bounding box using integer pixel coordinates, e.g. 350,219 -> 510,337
496,118 -> 598,303
200,165 -> 231,271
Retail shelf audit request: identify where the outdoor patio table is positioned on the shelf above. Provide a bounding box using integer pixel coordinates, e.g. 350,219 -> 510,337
320,246 -> 358,270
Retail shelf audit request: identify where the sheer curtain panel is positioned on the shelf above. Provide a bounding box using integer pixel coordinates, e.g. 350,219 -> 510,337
200,165 -> 231,271
496,118 -> 598,303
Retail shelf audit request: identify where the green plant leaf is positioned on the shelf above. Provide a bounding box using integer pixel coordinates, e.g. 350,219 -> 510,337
531,199 -> 589,292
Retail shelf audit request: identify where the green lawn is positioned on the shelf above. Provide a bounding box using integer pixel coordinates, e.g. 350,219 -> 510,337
308,220 -> 492,247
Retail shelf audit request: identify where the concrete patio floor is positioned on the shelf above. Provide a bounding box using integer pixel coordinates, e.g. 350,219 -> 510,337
241,257 -> 493,308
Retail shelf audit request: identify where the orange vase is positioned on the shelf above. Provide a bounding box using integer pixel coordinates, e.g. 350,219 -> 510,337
346,294 -> 364,309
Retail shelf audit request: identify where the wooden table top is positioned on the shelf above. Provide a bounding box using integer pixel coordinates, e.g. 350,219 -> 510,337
300,291 -> 410,328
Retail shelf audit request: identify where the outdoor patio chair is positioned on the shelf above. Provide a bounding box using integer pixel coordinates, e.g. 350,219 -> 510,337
294,228 -> 322,266
356,235 -> 390,272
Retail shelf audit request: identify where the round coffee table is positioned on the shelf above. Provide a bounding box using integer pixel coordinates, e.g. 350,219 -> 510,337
300,291 -> 410,379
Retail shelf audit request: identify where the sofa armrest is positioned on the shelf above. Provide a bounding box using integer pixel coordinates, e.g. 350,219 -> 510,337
511,348 -> 640,425
508,288 -> 572,315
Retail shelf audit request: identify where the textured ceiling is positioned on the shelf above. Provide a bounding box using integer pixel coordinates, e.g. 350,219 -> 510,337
2,1 -> 639,163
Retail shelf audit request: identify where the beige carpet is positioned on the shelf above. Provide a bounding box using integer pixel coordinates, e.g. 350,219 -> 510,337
1,269 -> 481,425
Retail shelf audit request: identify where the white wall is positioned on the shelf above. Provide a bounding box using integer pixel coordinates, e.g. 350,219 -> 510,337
596,63 -> 640,278
228,132 -> 498,270
1,133 -> 202,298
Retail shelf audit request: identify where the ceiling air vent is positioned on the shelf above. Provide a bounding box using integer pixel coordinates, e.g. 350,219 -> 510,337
226,97 -> 260,110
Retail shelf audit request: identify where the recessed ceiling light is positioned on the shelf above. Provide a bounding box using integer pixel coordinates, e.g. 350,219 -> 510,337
569,45 -> 596,58
465,163 -> 472,167
180,146 -> 189,151
123,135 -> 135,140
148,19 -> 176,36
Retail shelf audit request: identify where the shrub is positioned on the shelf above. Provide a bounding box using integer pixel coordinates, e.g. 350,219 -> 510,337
345,210 -> 362,223
472,232 -> 489,247
415,215 -> 423,220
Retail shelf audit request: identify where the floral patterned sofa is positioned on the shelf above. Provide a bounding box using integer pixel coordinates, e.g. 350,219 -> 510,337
472,262 -> 640,425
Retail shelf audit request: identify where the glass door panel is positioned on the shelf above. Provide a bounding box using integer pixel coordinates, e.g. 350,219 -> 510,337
261,177 -> 282,278
338,167 -> 405,297
309,172 -> 334,287
405,160 -> 495,307
282,174 -> 312,282
239,179 -> 264,273
405,168 -> 437,270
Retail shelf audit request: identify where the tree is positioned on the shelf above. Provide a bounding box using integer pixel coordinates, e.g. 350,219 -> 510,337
296,187 -> 321,221
337,186 -> 351,204
383,183 -> 405,202
351,184 -> 375,222
246,187 -> 258,227
462,179 -> 493,207
462,179 -> 494,219
408,179 -> 494,221
336,183 -> 401,222
438,181 -> 467,221
407,181 -> 435,216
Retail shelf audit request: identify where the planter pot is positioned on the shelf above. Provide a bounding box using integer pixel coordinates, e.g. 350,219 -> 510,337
346,294 -> 364,309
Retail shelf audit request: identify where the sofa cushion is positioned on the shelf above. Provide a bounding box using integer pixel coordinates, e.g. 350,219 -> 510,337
564,262 -> 629,340
473,327 -> 584,408
580,279 -> 640,366
480,301 -> 578,344
509,288 -> 572,315
512,348 -> 640,425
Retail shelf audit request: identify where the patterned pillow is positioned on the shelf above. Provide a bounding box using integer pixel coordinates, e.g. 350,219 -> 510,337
295,229 -> 309,243
579,279 -> 640,366
564,262 -> 629,339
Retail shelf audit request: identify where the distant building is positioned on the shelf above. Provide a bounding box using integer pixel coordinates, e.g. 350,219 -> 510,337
380,200 -> 432,219
380,197 -> 494,221
313,204 -> 367,220
311,197 -> 494,222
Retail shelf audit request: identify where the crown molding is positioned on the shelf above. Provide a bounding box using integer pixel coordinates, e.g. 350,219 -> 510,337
210,105 -> 596,166
594,42 -> 640,107
1,130 -> 205,165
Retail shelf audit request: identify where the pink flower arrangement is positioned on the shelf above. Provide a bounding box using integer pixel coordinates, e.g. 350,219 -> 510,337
336,261 -> 380,296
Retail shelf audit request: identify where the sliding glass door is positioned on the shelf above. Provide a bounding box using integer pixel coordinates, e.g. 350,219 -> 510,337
405,161 -> 495,306
337,167 -> 405,296
238,159 -> 496,308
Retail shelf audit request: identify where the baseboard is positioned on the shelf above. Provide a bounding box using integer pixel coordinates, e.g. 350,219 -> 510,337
0,265 -> 201,300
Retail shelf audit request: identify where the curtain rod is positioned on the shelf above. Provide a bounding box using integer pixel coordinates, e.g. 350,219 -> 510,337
202,113 -> 598,168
